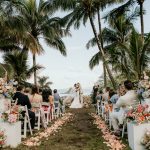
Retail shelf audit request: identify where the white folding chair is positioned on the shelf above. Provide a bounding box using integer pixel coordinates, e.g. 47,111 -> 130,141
32,103 -> 43,130
42,102 -> 50,124
21,105 -> 33,138
121,119 -> 128,138
11,98 -> 18,108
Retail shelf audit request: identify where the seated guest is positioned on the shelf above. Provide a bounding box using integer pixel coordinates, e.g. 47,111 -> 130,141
102,87 -> 110,102
30,86 -> 43,107
101,87 -> 110,116
13,86 -> 35,129
111,80 -> 138,135
109,89 -> 120,112
29,86 -> 43,115
24,87 -> 32,100
96,90 -> 103,105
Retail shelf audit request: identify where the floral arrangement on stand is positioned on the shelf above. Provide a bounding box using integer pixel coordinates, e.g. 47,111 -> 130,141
0,129 -> 6,147
0,106 -> 22,124
23,113 -> 73,147
126,104 -> 150,124
91,113 -> 125,150
141,130 -> 150,149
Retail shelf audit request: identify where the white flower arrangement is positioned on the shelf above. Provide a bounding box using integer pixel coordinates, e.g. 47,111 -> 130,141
141,130 -> 150,149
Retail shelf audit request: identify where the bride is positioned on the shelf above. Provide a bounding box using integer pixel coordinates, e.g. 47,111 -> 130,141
70,83 -> 83,108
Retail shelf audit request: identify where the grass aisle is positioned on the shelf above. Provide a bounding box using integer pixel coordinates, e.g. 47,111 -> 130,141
6,108 -> 130,150
38,108 -> 110,150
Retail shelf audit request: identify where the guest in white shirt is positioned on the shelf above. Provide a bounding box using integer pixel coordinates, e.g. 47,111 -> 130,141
111,80 -> 138,135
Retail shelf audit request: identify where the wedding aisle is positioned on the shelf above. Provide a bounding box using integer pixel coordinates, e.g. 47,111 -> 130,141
4,108 -> 130,150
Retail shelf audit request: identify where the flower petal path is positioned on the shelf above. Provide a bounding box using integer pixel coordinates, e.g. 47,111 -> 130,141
3,108 -> 131,150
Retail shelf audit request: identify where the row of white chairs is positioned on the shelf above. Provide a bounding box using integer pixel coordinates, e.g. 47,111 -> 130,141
11,101 -> 65,138
96,102 -> 127,138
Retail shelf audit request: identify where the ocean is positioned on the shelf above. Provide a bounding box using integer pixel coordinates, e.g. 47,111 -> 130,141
58,88 -> 92,97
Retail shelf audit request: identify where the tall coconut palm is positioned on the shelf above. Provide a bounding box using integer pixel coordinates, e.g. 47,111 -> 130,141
137,0 -> 145,40
126,29 -> 150,79
38,76 -> 53,90
87,13 -> 135,79
97,6 -> 107,87
12,0 -> 69,85
104,0 -> 146,40
3,50 -> 42,84
53,0 -> 126,89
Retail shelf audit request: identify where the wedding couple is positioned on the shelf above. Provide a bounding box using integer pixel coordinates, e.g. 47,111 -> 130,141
70,83 -> 83,108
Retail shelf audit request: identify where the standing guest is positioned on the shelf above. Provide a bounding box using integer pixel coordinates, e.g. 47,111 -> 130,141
111,80 -> 138,135
48,89 -> 54,120
96,90 -> 103,104
92,85 -> 99,104
13,86 -> 35,129
53,89 -> 61,108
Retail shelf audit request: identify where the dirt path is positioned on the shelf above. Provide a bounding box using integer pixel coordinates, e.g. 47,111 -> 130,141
38,108 -> 109,150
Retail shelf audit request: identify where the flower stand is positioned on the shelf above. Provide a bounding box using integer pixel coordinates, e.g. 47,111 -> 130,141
0,121 -> 21,148
127,122 -> 150,150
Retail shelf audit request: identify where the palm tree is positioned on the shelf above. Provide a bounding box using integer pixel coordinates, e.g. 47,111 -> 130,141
88,28 -> 150,81
11,0 -> 69,85
38,76 -> 53,90
137,0 -> 145,40
3,50 -> 42,84
87,14 -> 135,79
53,0 -> 125,89
104,0 -> 146,40
125,29 -> 150,79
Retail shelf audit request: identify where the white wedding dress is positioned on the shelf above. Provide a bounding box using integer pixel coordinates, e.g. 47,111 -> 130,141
70,90 -> 83,108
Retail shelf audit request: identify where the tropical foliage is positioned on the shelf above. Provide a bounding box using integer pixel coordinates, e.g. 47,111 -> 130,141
3,51 -> 42,84
0,0 -> 69,85
0,0 -> 149,89
38,76 -> 53,89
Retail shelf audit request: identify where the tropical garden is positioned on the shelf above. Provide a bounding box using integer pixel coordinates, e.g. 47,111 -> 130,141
0,0 -> 150,150
0,0 -> 149,89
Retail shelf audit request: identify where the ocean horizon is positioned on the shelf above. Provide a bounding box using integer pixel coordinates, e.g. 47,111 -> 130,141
58,88 -> 92,97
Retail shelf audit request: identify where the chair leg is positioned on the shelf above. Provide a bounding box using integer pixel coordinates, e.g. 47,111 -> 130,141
23,116 -> 27,138
27,115 -> 33,135
38,113 -> 41,130
122,123 -> 126,138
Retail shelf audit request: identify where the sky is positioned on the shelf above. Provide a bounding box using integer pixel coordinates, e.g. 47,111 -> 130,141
1,1 -> 150,90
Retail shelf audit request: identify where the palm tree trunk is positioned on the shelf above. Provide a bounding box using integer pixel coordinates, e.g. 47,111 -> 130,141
33,54 -> 37,86
103,62 -> 107,87
88,14 -> 116,90
97,8 -> 107,88
139,2 -> 144,41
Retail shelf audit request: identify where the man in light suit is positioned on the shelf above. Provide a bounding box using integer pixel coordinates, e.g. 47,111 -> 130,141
110,80 -> 138,135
